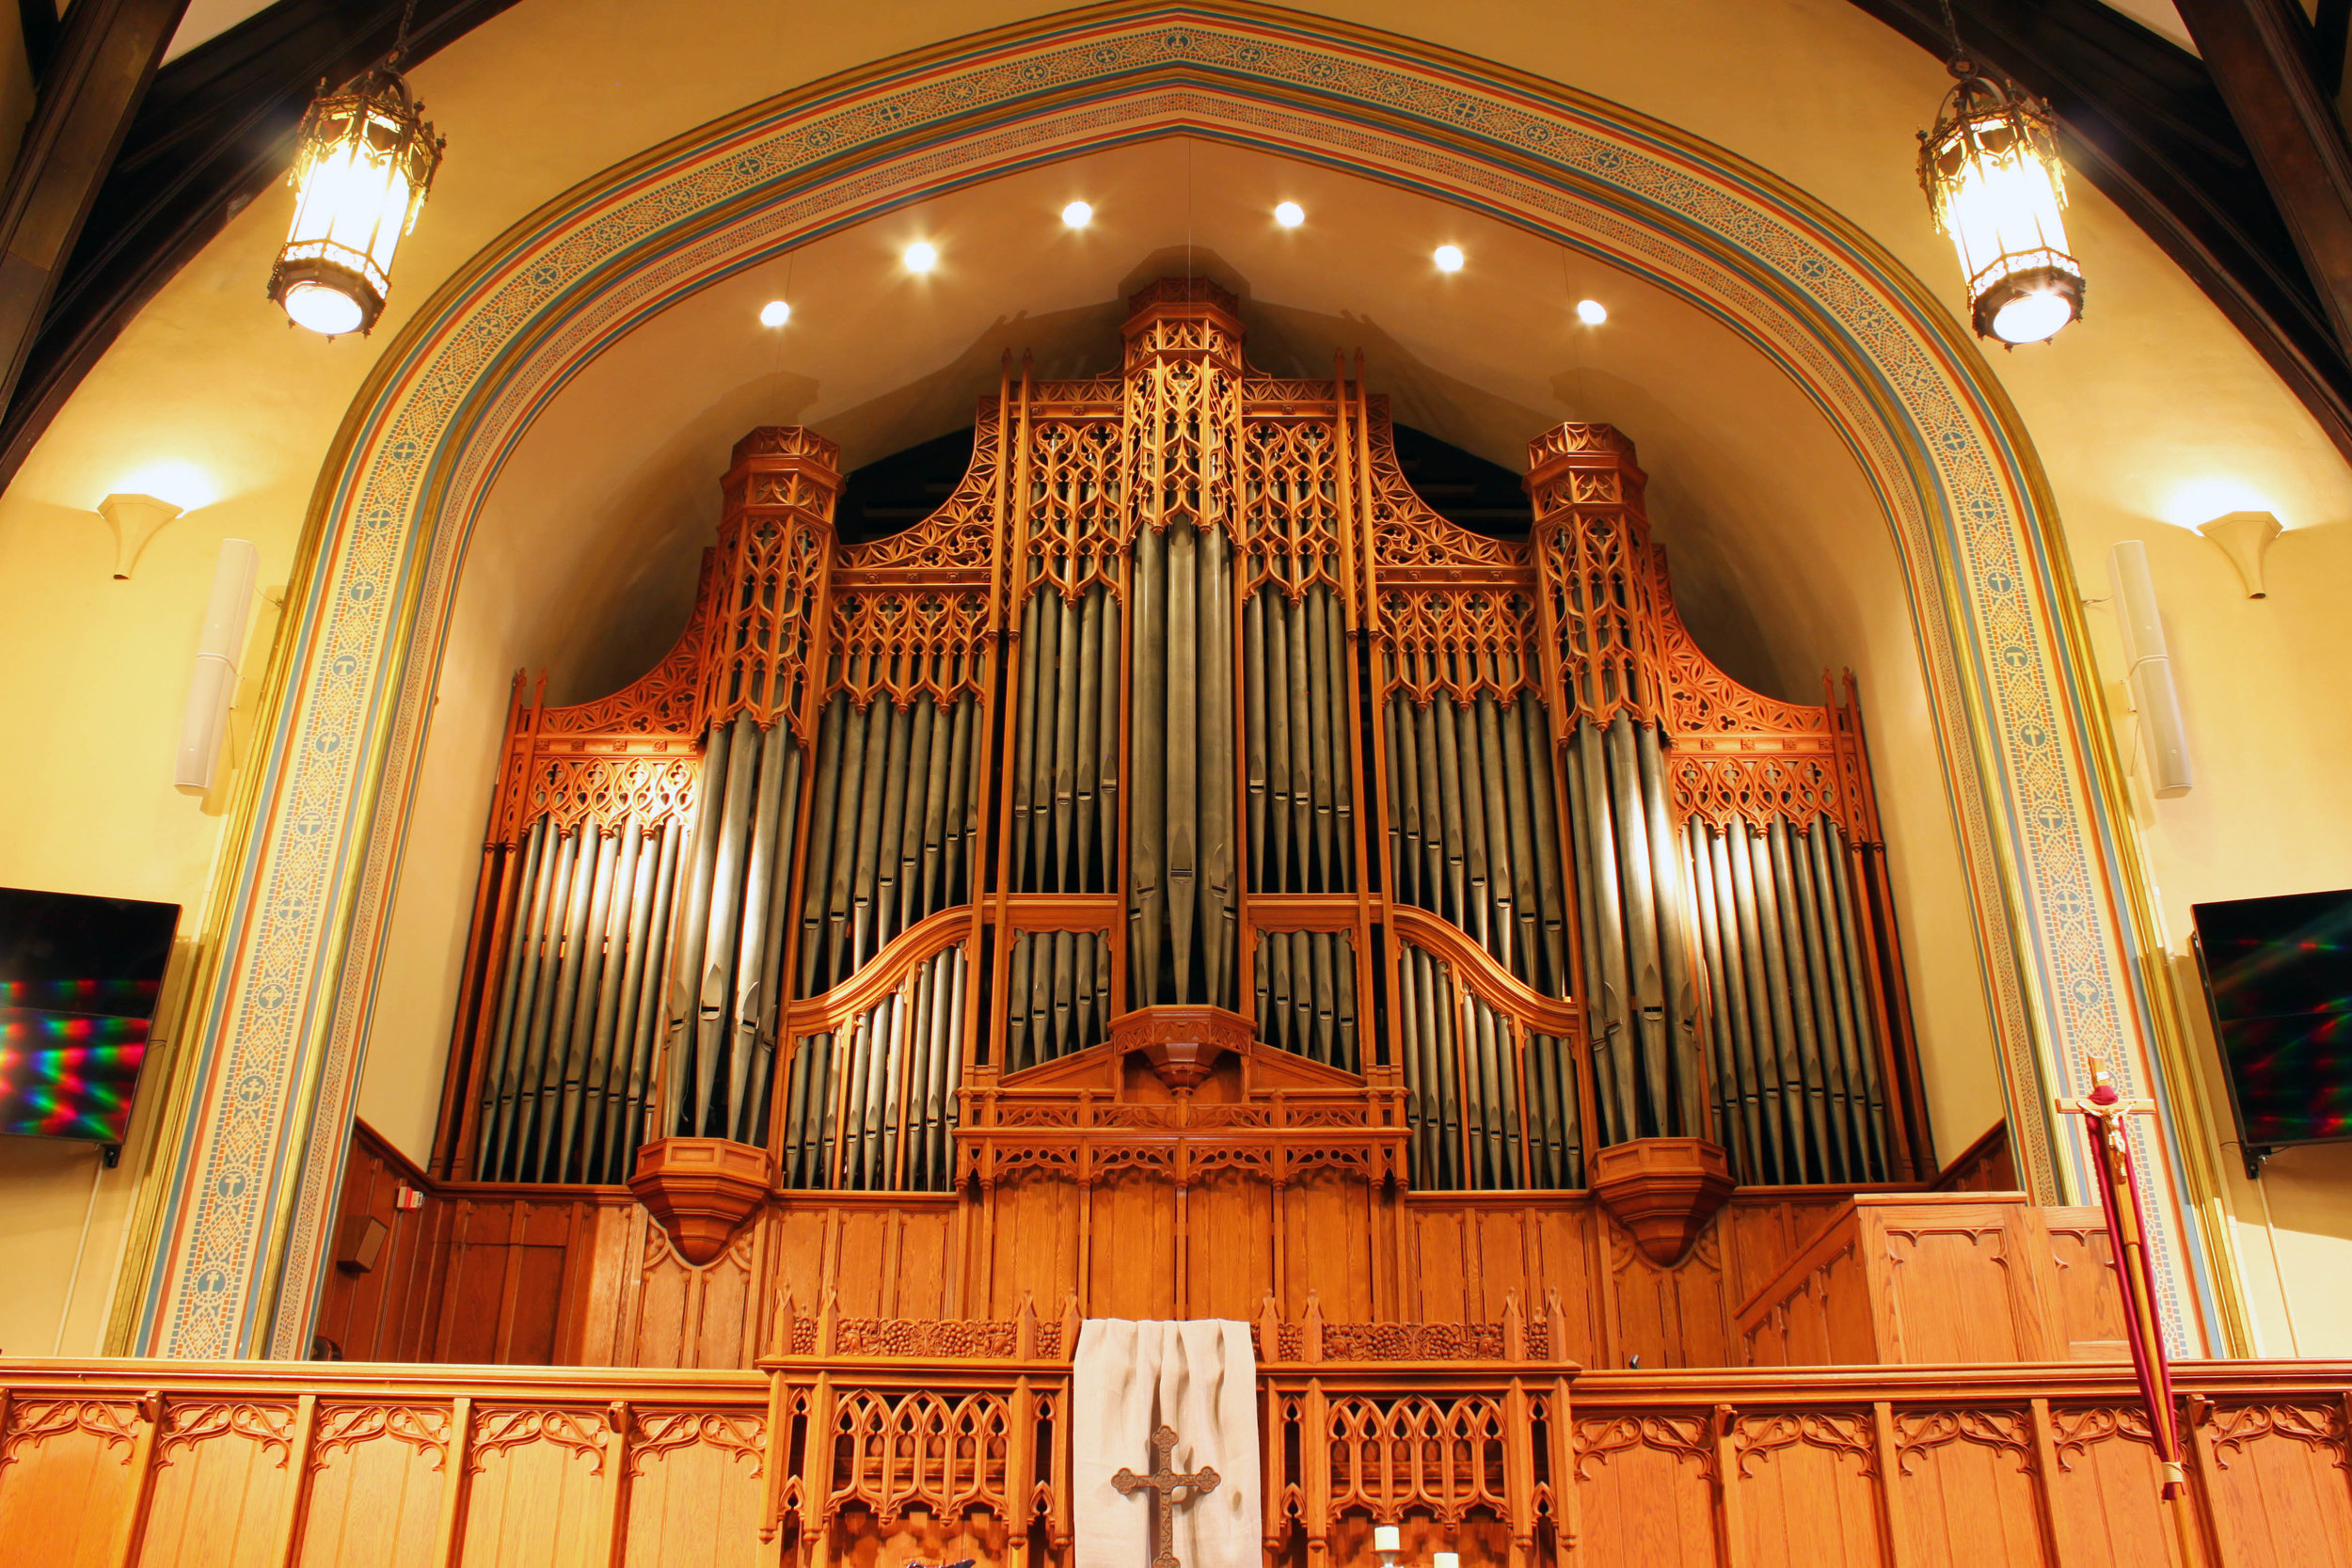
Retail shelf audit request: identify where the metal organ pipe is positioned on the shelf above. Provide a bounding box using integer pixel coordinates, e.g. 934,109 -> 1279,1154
443,303 -> 1926,1214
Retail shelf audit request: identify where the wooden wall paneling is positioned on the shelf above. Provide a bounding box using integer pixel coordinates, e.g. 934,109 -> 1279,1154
1079,1176 -> 1163,1322
135,1397 -> 301,1568
1187,1173 -> 1276,1322
1886,1407 -> 2050,1568
1734,1210 -> 1873,1369
2191,1399 -> 2352,1568
629,1222 -> 762,1371
313,1121 -> 453,1362
1568,1410 -> 1721,1567
1870,1199 -> 2058,1365
883,1198 -> 955,1321
455,1407 -> 608,1567
2032,1401 -> 2185,1568
0,1395 -> 150,1566
1406,1202 -> 1470,1323
827,1200 -> 905,1320
1286,1173 -> 1378,1319
1534,1202 -> 1603,1367
2040,1207 -> 2129,1360
434,1396 -> 474,1568
1603,1216 -> 1730,1370
616,1406 -> 768,1568
1929,1122 -> 2016,1194
1725,1408 -> 1885,1568
296,1403 -> 454,1567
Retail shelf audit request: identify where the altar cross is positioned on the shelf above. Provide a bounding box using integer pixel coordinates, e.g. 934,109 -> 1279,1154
1112,1422 -> 1222,1568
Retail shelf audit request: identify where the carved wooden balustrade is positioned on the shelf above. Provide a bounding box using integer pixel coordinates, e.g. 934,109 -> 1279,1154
4,1341 -> 2346,1568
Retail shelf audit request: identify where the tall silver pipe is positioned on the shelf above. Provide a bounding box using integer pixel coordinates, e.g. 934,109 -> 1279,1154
596,824 -> 659,1180
1635,724 -> 1701,1134
1573,721 -> 1636,1142
1323,589 -> 1355,891
1499,703 -> 1540,986
1707,827 -> 1765,1177
1431,698 -> 1467,931
564,827 -> 630,1184
1727,819 -> 1791,1181
553,828 -> 622,1180
1603,716 -> 1668,1135
847,700 -> 896,972
1744,824 -> 1804,1180
1010,593 -> 1042,889
1243,591 -> 1267,889
1130,526 -> 1166,1004
1026,590 -> 1060,886
894,699 -> 934,935
1457,702 -> 1494,951
475,819 -> 548,1177
1199,527 -> 1236,1006
1823,825 -> 1892,1176
1766,821 -> 1831,1179
1165,524 -> 1200,1002
1804,823 -> 1869,1179
690,712 -> 761,1137
1074,589 -> 1106,891
782,1034 -> 817,1186
621,820 -> 679,1166
666,719 -> 730,1126
945,693 -> 977,905
528,829 -> 599,1177
1305,588 -> 1338,887
1051,594 -> 1082,893
1523,701 -> 1570,997
794,698 -> 848,997
1685,817 -> 1737,1168
503,829 -> 579,1177
1787,822 -> 1851,1178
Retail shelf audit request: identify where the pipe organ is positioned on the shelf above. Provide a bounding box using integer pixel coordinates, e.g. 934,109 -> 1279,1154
433,279 -> 1931,1300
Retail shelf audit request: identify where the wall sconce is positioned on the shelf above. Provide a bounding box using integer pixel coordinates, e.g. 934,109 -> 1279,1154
97,493 -> 183,578
2195,510 -> 2280,598
2108,540 -> 2193,799
175,539 -> 261,795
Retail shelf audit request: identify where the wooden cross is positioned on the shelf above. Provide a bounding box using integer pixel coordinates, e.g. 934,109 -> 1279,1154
1112,1422 -> 1221,1568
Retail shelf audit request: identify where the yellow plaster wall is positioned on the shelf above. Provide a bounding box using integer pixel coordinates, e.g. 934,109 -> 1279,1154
0,0 -> 2344,1356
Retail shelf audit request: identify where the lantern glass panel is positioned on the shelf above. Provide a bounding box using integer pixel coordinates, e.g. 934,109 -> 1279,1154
1922,77 -> 2083,344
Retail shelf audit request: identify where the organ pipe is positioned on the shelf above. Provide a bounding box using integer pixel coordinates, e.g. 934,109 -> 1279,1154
437,280 -> 1927,1202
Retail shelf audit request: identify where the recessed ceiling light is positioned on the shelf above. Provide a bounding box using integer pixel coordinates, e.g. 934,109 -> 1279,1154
759,299 -> 791,327
1274,200 -> 1305,228
904,241 -> 938,273
1062,200 -> 1093,228
1433,245 -> 1465,273
1575,298 -> 1607,325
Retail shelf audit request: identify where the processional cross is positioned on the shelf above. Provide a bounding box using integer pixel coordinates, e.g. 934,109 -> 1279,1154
1112,1423 -> 1221,1568
2056,1056 -> 2202,1564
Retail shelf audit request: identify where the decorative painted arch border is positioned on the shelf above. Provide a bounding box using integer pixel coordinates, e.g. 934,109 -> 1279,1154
133,0 -> 2217,1358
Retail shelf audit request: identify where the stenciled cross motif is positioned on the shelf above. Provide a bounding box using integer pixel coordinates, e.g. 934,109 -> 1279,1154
1112,1422 -> 1221,1568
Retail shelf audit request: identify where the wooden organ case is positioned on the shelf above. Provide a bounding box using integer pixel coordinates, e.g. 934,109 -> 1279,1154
414,278 -> 1935,1374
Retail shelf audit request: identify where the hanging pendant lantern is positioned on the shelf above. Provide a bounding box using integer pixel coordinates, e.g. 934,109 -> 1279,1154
1918,61 -> 2084,345
267,66 -> 443,338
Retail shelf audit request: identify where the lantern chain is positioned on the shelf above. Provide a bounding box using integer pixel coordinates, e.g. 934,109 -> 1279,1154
389,0 -> 421,67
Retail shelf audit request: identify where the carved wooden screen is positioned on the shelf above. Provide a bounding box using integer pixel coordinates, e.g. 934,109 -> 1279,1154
432,278 -> 1929,1196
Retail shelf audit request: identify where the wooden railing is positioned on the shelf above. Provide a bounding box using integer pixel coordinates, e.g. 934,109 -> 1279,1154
4,1348 -> 2345,1568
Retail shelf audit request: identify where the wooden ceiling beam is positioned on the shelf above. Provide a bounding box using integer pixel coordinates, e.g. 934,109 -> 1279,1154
0,0 -> 187,421
2171,0 -> 2352,357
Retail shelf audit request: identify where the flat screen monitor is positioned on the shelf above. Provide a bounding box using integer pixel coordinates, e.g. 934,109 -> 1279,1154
2191,888 -> 2352,1154
0,886 -> 179,1147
